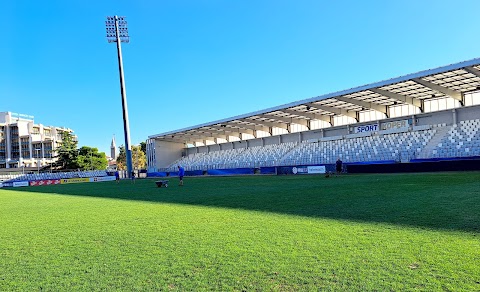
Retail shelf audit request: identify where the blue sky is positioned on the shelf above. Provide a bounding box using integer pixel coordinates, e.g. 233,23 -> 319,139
2,0 -> 480,155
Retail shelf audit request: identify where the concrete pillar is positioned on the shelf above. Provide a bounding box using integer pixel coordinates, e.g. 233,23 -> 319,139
29,136 -> 33,160
5,125 -> 10,168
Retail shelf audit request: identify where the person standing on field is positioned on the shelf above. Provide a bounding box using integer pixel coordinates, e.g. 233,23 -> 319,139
336,158 -> 343,175
178,165 -> 185,186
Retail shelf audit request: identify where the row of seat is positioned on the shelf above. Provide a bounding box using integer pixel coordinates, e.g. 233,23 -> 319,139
164,119 -> 480,171
430,119 -> 480,158
281,128 -> 436,165
168,142 -> 298,170
1,170 -> 108,183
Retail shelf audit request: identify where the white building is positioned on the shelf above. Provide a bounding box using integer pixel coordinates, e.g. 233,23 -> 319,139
0,112 -> 76,169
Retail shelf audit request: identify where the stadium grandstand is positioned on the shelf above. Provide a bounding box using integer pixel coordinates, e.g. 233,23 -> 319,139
0,170 -> 109,183
146,58 -> 480,176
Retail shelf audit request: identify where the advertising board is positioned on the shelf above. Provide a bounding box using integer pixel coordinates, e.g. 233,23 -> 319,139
292,166 -> 327,174
13,181 -> 29,187
30,180 -> 61,186
355,124 -> 378,133
60,178 -> 90,184
278,165 -> 336,175
90,176 -> 116,182
307,165 -> 326,174
2,182 -> 13,188
380,120 -> 409,131
292,167 -> 308,174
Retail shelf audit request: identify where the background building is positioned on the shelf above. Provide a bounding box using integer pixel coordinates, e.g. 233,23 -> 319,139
0,112 -> 75,169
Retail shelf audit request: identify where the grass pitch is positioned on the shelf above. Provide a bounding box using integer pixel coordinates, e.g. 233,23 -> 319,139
1,172 -> 479,291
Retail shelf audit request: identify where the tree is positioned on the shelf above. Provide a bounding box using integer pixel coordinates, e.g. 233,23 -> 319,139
77,146 -> 108,170
132,145 -> 146,169
55,131 -> 79,170
48,131 -> 109,171
117,145 -> 126,170
116,144 -> 146,170
140,141 -> 146,155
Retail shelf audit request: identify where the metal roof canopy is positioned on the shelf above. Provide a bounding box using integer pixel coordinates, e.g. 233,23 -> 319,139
149,58 -> 480,144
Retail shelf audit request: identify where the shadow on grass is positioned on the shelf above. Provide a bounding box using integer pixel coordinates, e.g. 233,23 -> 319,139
5,172 -> 480,232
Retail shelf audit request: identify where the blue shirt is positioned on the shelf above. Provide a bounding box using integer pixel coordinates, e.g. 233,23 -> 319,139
178,167 -> 185,176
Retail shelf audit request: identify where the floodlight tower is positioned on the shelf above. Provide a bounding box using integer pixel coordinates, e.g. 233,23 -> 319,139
105,16 -> 133,178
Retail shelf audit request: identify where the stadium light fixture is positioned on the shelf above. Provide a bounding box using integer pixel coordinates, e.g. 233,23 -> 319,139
105,15 -> 133,178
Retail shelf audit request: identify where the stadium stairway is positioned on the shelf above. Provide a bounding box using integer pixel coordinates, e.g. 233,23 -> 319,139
417,125 -> 450,159
277,142 -> 305,166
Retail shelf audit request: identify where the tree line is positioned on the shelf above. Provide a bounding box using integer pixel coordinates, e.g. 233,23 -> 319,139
115,143 -> 147,171
53,132 -> 146,171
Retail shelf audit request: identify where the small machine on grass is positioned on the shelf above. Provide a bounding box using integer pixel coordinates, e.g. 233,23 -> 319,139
155,180 -> 169,188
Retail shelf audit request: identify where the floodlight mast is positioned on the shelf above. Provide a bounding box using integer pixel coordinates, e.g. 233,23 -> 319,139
106,15 -> 133,178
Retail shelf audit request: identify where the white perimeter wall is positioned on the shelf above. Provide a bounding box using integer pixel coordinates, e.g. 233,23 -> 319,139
154,140 -> 185,168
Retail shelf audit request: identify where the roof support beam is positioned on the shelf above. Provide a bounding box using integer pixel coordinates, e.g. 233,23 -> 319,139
198,128 -> 242,139
157,137 -> 194,144
261,114 -> 309,127
228,122 -> 270,133
232,129 -> 256,138
197,132 -> 228,141
183,133 -> 218,142
282,109 -> 332,124
208,126 -> 255,137
304,103 -> 357,120
412,78 -> 463,103
199,128 -> 229,137
240,118 -> 289,130
370,88 -> 422,109
183,131 -> 215,140
180,131 -> 233,144
334,96 -> 388,114
463,66 -> 480,78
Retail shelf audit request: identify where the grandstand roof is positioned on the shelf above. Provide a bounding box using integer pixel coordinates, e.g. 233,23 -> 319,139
149,58 -> 480,144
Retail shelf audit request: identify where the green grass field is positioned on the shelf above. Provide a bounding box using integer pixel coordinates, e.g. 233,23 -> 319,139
1,172 -> 479,291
